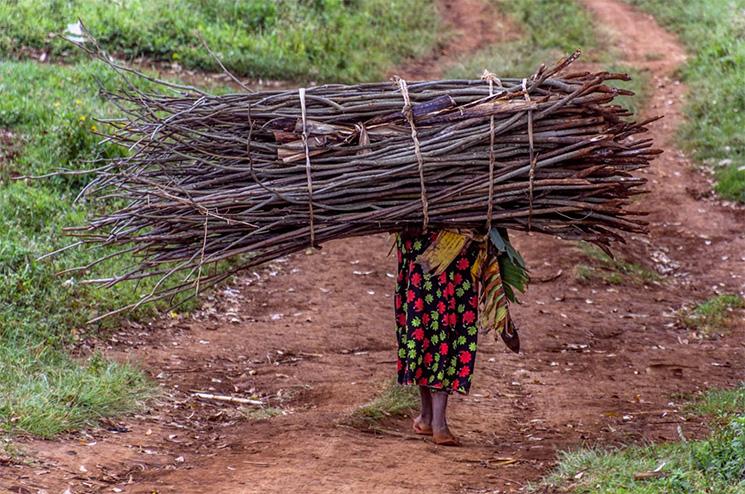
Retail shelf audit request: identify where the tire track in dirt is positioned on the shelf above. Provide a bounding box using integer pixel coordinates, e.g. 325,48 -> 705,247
3,1 -> 744,494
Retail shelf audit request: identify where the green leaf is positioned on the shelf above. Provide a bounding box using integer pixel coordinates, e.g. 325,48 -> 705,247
489,227 -> 527,269
488,227 -> 529,304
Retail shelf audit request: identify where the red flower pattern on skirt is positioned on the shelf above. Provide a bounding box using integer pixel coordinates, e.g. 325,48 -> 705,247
395,231 -> 480,395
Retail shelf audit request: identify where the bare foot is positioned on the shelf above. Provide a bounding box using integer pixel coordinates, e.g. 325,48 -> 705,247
432,427 -> 460,446
412,416 -> 433,435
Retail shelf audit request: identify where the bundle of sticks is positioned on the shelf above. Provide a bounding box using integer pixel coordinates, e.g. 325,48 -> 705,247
67,52 -> 660,317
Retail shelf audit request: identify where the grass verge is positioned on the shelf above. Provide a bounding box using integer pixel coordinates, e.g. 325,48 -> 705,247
0,60 -> 184,437
0,353 -> 153,438
626,0 -> 745,202
574,242 -> 661,286
347,382 -> 418,428
678,294 -> 745,336
0,0 -> 437,83
536,386 -> 745,493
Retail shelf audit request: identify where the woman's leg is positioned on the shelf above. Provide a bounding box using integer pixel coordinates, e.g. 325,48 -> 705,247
431,390 -> 460,446
413,386 -> 433,434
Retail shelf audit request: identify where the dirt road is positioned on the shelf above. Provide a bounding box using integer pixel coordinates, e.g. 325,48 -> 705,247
3,1 -> 744,493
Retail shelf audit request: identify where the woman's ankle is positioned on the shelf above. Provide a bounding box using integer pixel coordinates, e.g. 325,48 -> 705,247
415,412 -> 432,425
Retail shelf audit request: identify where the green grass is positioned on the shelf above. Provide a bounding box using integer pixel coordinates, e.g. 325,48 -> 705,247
0,60 -> 186,437
0,0 -> 438,83
679,294 -> 745,335
574,242 -> 662,285
626,0 -> 745,202
0,353 -> 153,437
715,165 -> 745,202
537,386 -> 745,493
446,0 -> 598,79
348,382 -> 418,428
692,386 -> 745,421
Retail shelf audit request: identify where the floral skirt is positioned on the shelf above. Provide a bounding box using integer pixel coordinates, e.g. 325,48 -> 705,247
394,231 -> 480,395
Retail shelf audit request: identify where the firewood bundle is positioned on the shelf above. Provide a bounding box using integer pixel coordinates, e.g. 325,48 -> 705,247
67,52 -> 660,317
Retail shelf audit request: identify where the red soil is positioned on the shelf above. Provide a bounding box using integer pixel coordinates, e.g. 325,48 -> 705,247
3,1 -> 744,493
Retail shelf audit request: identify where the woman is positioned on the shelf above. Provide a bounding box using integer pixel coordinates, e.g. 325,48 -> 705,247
394,230 -> 482,446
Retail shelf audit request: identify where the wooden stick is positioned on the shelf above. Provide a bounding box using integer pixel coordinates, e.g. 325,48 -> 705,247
192,392 -> 264,406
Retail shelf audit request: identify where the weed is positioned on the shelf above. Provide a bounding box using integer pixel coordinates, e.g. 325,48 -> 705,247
574,242 -> 662,285
679,294 -> 745,335
0,353 -> 154,438
690,385 -> 745,420
0,439 -> 26,464
347,382 -> 418,428
715,165 -> 745,203
240,406 -> 285,422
